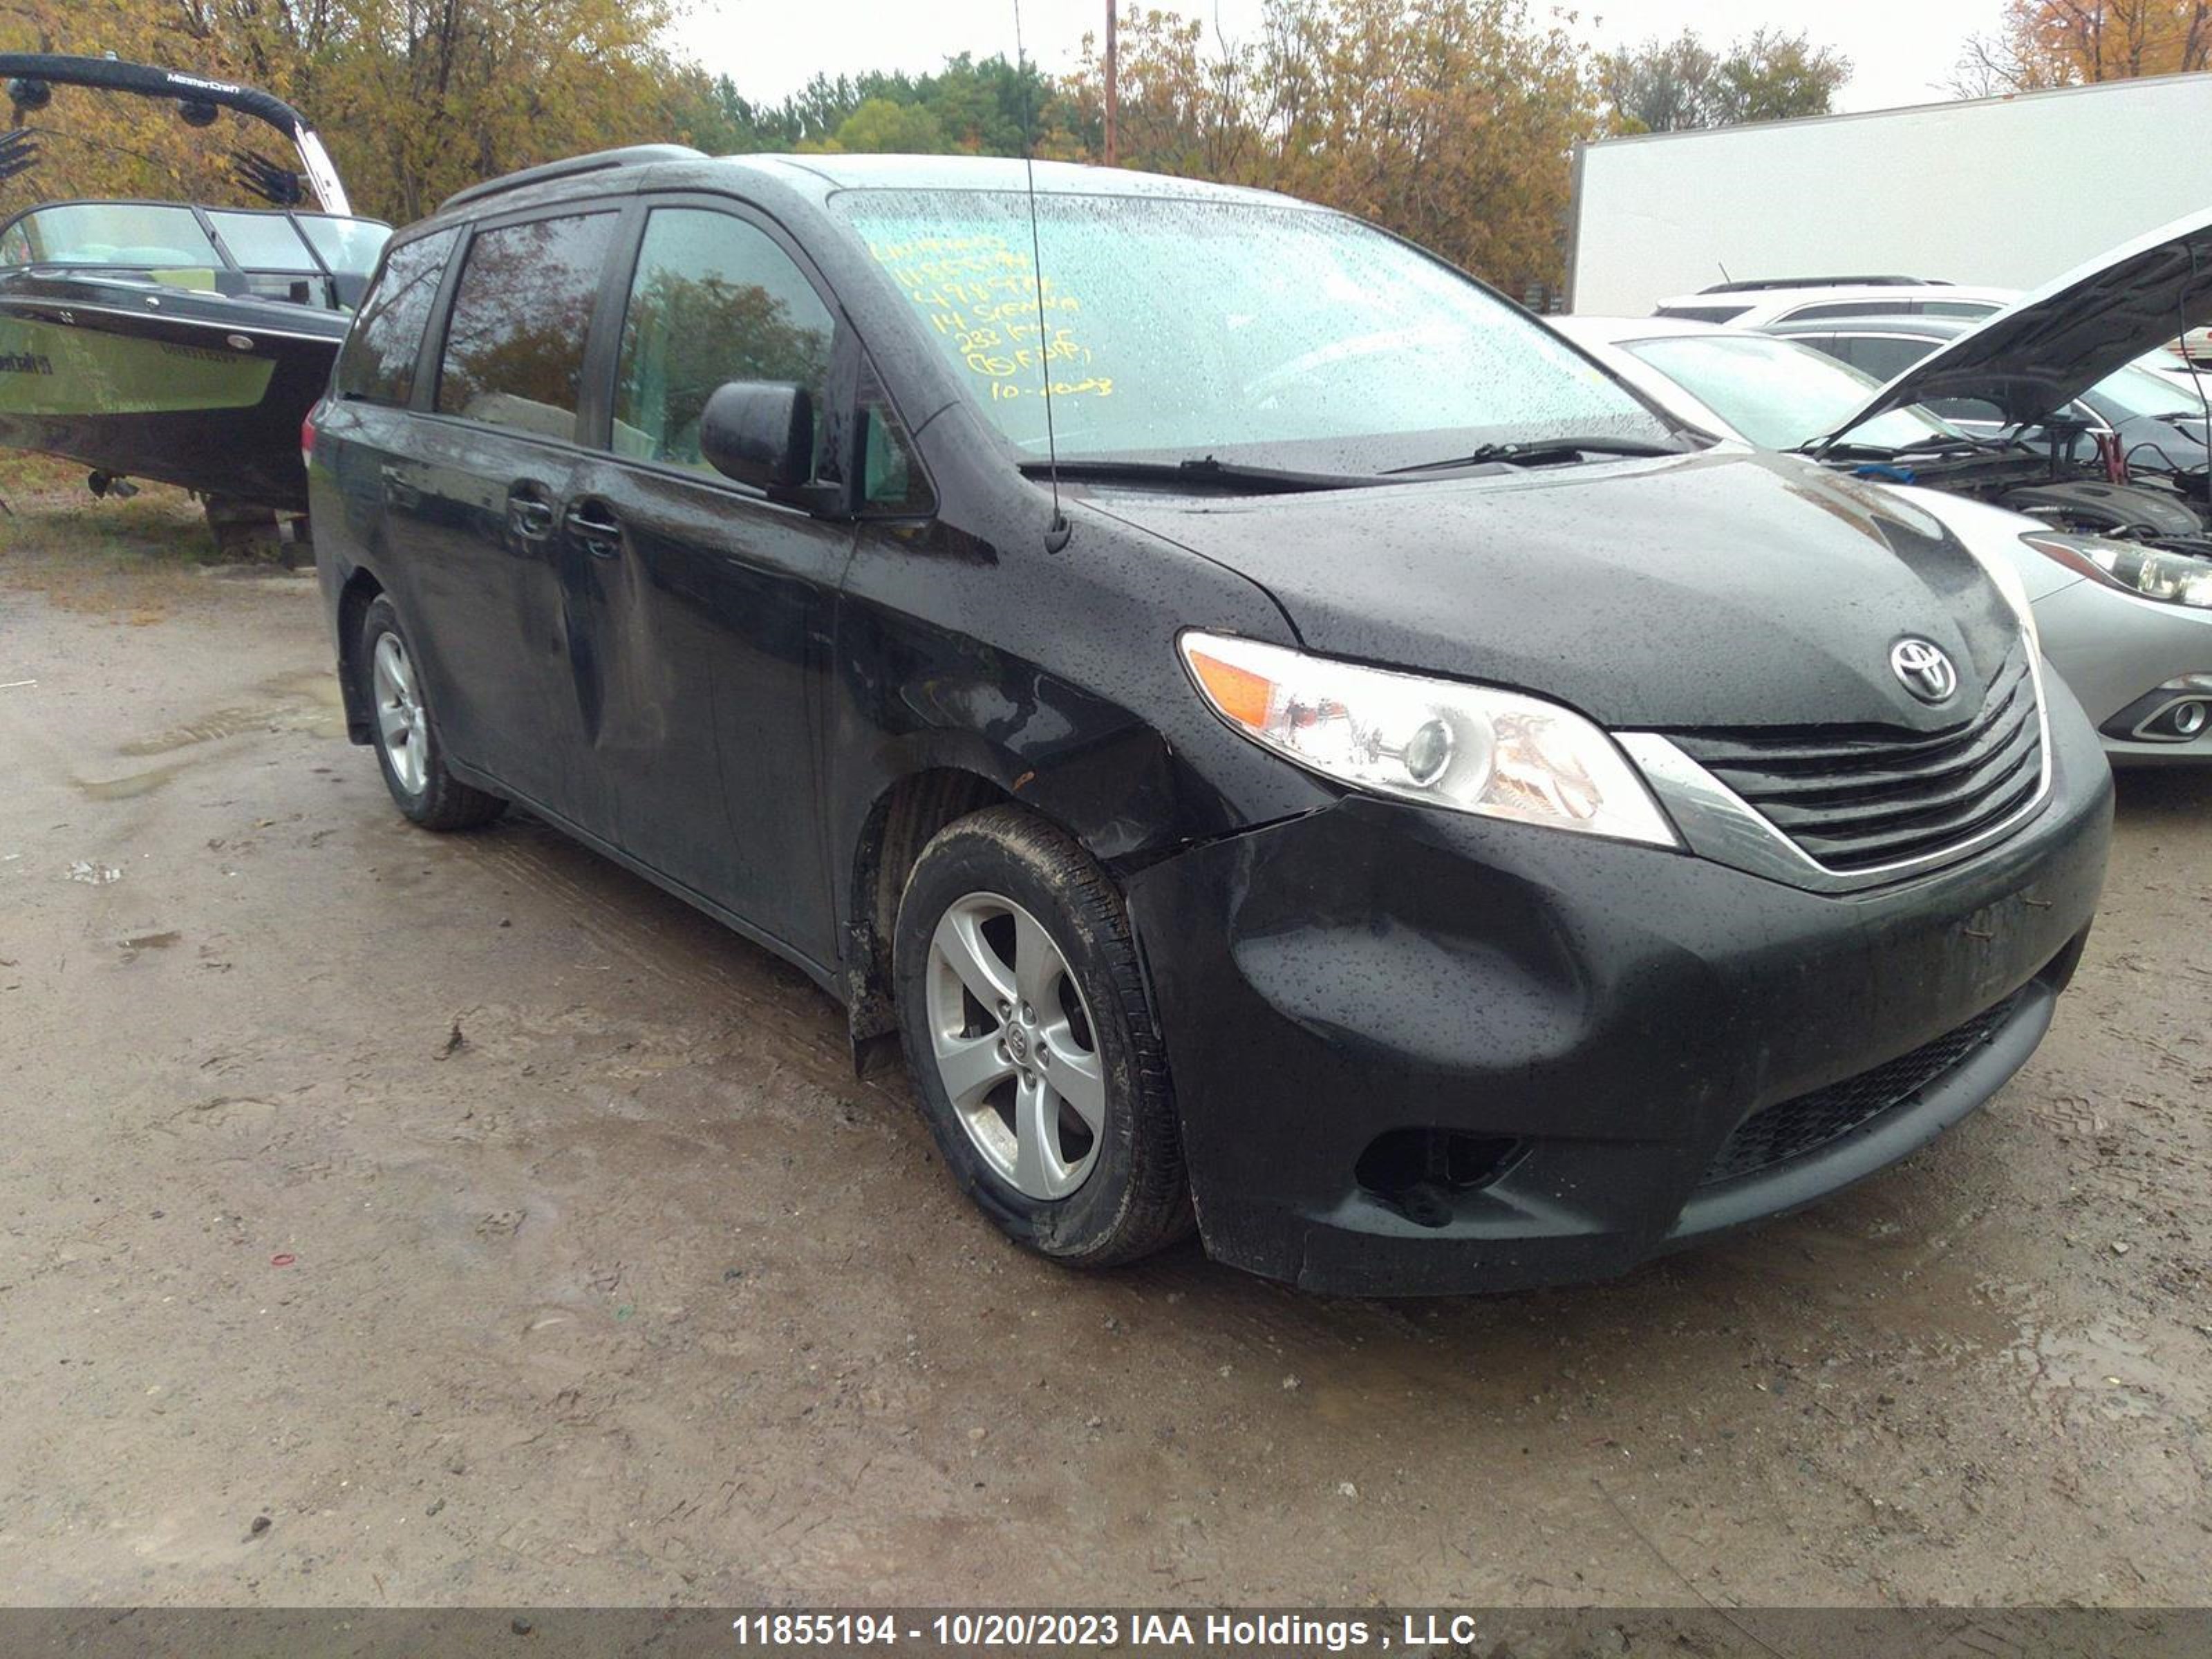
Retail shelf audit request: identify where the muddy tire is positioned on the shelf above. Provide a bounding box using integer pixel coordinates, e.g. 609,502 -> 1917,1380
356,595 -> 506,832
894,805 -> 1193,1267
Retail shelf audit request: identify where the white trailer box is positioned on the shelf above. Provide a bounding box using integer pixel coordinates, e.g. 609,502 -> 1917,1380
1568,74 -> 2212,315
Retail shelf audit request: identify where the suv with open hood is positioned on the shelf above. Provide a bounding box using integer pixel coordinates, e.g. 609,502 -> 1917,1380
306,151 -> 2110,1295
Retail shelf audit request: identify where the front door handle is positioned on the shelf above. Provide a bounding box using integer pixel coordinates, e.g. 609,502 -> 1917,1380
564,500 -> 622,559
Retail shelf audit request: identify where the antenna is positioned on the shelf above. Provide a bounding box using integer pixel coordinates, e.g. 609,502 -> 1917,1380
1013,0 -> 1071,552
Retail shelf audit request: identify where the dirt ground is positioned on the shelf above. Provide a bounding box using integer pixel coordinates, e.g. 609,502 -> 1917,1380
2,478 -> 2209,1611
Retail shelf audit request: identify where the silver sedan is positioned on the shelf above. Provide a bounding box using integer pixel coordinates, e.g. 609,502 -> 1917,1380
1551,315 -> 2212,765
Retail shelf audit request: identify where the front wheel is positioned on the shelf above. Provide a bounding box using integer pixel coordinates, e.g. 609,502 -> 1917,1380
355,595 -> 506,831
894,806 -> 1192,1267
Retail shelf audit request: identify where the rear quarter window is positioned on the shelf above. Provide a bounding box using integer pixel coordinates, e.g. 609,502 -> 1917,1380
335,227 -> 459,406
1777,300 -> 1906,322
1653,304 -> 1750,324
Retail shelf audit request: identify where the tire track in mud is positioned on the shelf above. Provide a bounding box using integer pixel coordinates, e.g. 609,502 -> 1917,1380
76,673 -> 346,798
450,818 -> 908,1114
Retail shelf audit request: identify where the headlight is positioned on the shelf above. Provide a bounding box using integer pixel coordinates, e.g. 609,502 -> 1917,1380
1180,632 -> 1679,847
2023,532 -> 2212,610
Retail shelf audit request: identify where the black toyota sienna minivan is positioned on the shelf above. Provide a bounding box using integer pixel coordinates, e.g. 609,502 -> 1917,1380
306,149 -> 2112,1295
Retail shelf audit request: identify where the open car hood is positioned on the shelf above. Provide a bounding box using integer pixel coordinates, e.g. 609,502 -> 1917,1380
1825,205 -> 2212,439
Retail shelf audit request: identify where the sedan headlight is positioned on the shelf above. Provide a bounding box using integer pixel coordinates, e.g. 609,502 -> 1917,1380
1180,631 -> 1679,847
2023,531 -> 2212,610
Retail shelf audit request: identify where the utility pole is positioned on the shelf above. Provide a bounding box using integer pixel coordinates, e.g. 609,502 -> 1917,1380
1104,1 -> 1118,166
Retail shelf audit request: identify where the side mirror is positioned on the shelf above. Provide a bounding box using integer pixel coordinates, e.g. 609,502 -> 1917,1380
700,381 -> 813,492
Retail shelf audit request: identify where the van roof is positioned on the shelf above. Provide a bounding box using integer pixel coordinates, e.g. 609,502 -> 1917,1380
439,146 -> 1302,218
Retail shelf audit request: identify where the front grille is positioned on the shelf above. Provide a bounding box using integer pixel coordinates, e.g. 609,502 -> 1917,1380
1700,991 -> 2023,1186
1670,642 -> 2043,873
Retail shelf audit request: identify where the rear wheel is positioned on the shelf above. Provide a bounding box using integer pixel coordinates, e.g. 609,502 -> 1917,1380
894,806 -> 1192,1266
356,595 -> 505,831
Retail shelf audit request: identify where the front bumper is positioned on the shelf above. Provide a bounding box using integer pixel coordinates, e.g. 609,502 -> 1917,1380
2034,579 -> 2212,765
1123,678 -> 2112,1297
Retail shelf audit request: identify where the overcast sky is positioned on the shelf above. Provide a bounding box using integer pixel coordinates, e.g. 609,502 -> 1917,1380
675,0 -> 2012,115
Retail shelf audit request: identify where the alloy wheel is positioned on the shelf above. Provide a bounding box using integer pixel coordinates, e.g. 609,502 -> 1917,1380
924,892 -> 1106,1200
372,631 -> 427,796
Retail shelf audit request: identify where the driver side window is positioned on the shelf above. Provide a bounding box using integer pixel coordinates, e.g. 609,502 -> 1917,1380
612,207 -> 836,478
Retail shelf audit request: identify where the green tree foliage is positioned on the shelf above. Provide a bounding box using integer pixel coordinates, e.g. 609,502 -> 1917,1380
660,52 -> 1067,158
1599,27 -> 1850,133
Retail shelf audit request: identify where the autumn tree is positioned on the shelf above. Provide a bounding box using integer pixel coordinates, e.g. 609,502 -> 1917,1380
1599,28 -> 1850,133
2,0 -> 688,222
1,1 -> 241,206
1951,0 -> 2212,93
1062,8 -> 1262,178
1057,0 -> 1591,294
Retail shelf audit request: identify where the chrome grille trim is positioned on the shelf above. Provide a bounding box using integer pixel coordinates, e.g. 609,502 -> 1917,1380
1618,637 -> 2053,896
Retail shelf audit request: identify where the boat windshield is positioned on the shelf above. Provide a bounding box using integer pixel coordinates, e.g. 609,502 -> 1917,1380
294,215 -> 389,276
1,201 -> 393,308
0,203 -> 222,269
207,209 -> 321,271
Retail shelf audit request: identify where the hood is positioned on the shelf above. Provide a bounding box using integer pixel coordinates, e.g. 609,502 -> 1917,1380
1087,449 -> 2021,733
1828,205 -> 2212,436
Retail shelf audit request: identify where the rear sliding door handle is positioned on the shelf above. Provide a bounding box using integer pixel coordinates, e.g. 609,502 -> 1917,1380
377,465 -> 420,509
506,495 -> 556,539
564,501 -> 623,559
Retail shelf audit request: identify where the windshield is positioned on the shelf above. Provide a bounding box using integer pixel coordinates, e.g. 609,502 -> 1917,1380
0,203 -> 221,268
296,215 -> 391,276
207,210 -> 319,271
1619,332 -> 1956,451
2094,361 -> 2211,421
0,203 -> 388,281
833,189 -> 1674,472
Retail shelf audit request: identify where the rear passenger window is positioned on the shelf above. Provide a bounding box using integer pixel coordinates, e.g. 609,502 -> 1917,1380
1927,396 -> 2006,424
612,207 -> 835,476
1922,301 -> 2000,318
1779,301 -> 1899,322
335,227 -> 457,406
1833,335 -> 1933,384
435,212 -> 617,440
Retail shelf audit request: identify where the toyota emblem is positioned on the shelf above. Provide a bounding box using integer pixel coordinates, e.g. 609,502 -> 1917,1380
1891,638 -> 1959,704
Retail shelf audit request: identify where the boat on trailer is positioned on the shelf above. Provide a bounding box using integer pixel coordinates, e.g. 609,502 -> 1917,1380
0,54 -> 388,545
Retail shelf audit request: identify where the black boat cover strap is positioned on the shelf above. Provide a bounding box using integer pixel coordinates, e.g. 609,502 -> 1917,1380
0,55 -> 310,140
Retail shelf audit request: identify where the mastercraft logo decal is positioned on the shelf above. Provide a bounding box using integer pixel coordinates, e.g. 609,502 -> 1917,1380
0,350 -> 53,375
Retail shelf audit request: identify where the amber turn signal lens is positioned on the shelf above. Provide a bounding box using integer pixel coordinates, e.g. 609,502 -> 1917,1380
1186,648 -> 1275,731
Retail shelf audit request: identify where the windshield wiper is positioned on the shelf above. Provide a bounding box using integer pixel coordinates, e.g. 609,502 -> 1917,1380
1018,456 -> 1383,494
1381,435 -> 1690,476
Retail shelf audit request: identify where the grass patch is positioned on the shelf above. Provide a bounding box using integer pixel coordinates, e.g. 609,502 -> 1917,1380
1,453 -> 234,621
1,455 -> 217,561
